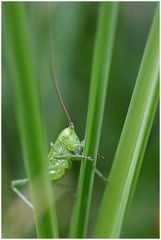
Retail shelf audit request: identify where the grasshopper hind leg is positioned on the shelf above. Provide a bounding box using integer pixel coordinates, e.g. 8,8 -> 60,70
95,168 -> 108,182
11,178 -> 33,209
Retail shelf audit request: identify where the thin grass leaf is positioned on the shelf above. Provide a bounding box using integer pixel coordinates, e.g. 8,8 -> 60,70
4,3 -> 59,238
69,2 -> 119,237
94,6 -> 159,238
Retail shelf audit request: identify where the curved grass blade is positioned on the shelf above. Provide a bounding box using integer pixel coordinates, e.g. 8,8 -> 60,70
94,6 -> 159,238
3,3 -> 59,237
69,2 -> 119,237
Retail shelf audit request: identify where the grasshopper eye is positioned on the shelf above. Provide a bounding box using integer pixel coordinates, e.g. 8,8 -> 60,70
63,134 -> 69,139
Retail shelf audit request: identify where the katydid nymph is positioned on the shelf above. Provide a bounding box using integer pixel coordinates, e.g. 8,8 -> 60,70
11,31 -> 107,210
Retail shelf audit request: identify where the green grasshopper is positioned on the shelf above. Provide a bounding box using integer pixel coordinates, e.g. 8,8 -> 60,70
11,32 -> 107,210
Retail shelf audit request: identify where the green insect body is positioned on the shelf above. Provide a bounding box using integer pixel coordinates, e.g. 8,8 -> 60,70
48,126 -> 84,180
11,22 -> 107,209
11,126 -> 105,210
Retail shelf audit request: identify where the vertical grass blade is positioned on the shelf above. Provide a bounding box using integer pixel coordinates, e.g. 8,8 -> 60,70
94,6 -> 159,238
69,3 -> 119,237
4,3 -> 59,238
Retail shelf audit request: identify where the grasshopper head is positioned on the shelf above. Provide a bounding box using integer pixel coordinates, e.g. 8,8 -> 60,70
59,127 -> 81,152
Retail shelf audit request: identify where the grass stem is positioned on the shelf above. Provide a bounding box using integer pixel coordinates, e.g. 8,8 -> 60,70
4,3 -> 59,237
94,6 -> 159,238
69,2 -> 119,237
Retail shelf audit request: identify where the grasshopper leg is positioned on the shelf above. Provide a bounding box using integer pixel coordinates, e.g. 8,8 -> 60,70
53,153 -> 107,181
77,140 -> 105,161
53,153 -> 94,161
11,179 -> 33,209
95,168 -> 108,182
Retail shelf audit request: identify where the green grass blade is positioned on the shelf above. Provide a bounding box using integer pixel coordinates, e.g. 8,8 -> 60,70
4,3 -> 59,238
94,6 -> 159,238
69,3 -> 119,237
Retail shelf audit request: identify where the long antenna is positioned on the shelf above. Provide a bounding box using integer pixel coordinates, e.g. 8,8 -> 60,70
48,8 -> 74,129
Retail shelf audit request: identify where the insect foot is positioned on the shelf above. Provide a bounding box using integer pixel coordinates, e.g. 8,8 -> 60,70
98,154 -> 105,160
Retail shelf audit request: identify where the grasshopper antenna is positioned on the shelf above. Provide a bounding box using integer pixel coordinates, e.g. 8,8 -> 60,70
48,9 -> 74,129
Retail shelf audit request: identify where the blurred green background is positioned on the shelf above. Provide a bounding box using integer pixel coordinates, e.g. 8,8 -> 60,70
2,2 -> 159,238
